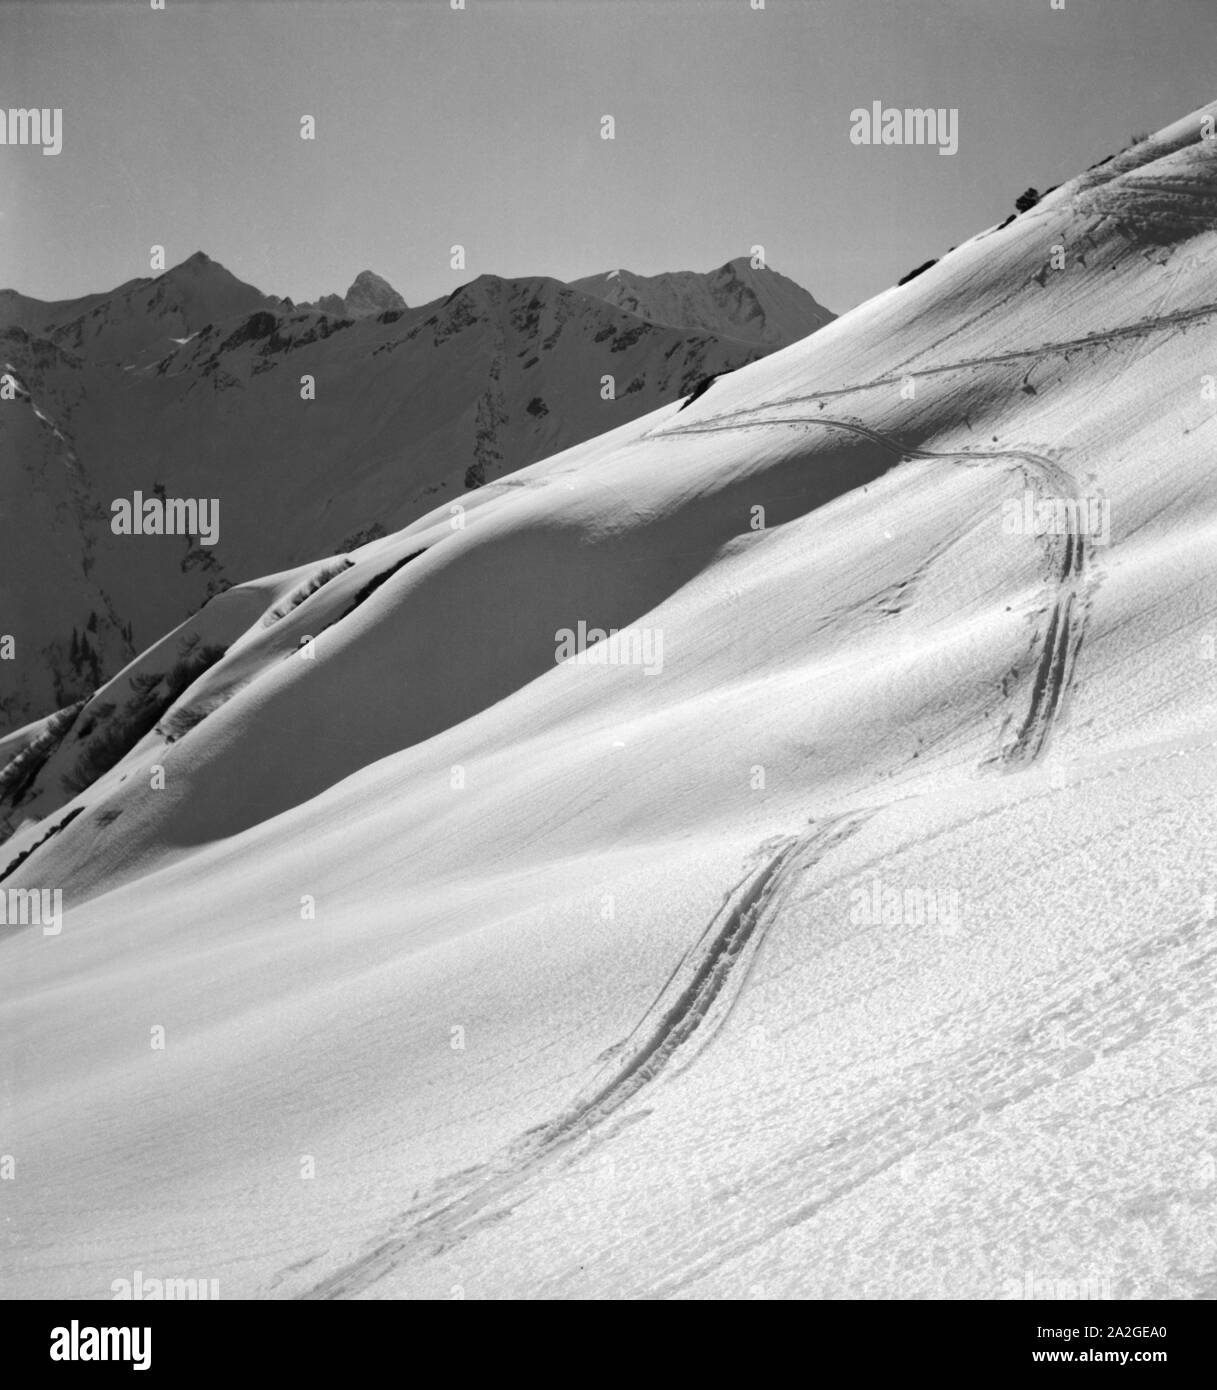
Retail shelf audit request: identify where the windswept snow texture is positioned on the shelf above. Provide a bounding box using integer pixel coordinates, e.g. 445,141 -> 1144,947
4,106 -> 1217,1300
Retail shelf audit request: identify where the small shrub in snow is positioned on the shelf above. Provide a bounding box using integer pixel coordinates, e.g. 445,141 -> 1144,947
61,641 -> 227,795
262,559 -> 355,626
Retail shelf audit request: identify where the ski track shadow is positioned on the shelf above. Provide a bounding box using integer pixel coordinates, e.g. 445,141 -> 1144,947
298,404 -> 1113,1298
296,812 -> 872,1298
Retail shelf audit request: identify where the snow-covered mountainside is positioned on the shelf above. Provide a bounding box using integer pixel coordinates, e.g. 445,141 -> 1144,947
0,257 -> 830,739
3,104 -> 1217,1300
0,251 -> 279,364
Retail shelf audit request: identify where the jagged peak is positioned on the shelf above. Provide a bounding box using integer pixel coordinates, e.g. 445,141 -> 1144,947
346,269 -> 397,294
342,269 -> 407,316
304,269 -> 407,319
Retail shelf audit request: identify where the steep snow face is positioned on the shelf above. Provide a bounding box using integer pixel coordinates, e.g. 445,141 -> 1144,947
0,261 -> 829,738
572,256 -> 836,346
3,104 -> 1217,1301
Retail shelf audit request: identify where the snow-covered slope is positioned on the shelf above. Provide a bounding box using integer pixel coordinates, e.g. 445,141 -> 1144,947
0,260 -> 829,739
3,106 -> 1217,1300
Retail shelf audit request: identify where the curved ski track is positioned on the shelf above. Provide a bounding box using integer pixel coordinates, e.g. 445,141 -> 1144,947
297,815 -> 869,1297
671,299 -> 1217,419
654,410 -> 1098,768
296,364 -> 1114,1295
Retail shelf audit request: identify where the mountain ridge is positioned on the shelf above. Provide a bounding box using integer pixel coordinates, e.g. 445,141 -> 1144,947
0,252 -> 834,743
571,255 -> 835,346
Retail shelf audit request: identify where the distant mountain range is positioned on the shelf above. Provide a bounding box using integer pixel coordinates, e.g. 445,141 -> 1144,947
0,253 -> 833,737
571,260 -> 834,346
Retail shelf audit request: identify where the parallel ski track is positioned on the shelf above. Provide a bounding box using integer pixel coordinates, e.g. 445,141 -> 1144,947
300,815 -> 869,1297
296,324 -> 1149,1293
653,411 -> 1097,767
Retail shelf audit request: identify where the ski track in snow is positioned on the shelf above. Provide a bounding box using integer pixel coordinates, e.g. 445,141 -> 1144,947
296,390 -> 1109,1298
297,814 -> 871,1298
645,895 -> 1217,1299
655,410 -> 1100,769
669,299 -> 1217,416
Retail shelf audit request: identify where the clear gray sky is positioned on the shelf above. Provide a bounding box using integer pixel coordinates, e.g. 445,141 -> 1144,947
2,0 -> 1213,312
